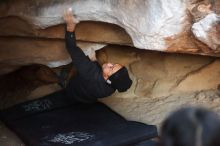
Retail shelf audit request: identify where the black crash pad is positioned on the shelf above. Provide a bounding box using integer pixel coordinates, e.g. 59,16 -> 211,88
135,140 -> 159,146
0,90 -> 158,146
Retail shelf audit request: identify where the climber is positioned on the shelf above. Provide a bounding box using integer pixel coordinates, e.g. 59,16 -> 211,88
62,8 -> 132,103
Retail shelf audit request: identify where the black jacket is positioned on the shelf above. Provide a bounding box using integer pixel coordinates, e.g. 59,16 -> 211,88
64,31 -> 115,103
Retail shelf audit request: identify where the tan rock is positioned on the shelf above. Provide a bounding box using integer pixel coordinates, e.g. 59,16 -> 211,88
0,45 -> 219,142
0,17 -> 133,45
1,0 -> 220,143
98,45 -> 220,126
173,60 -> 220,93
5,44 -> 219,103
100,90 -> 220,126
0,41 -> 219,102
0,37 -> 108,75
0,37 -> 70,72
102,45 -> 218,98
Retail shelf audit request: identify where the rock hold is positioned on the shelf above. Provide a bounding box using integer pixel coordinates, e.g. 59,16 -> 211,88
0,0 -> 187,51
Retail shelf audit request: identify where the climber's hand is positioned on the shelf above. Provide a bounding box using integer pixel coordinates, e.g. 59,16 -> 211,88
63,8 -> 79,32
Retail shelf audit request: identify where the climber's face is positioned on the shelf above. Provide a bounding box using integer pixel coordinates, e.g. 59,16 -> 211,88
102,63 -> 123,80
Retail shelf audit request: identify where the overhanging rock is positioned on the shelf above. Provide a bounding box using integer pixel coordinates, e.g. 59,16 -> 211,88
0,0 -> 219,56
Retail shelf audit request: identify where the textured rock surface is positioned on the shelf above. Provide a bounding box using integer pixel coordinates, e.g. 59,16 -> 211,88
100,45 -> 220,126
1,0 -> 220,144
0,0 -> 186,51
0,17 -> 133,45
5,45 -> 219,124
0,37 -> 106,75
192,13 -> 220,51
100,90 -> 220,127
0,0 -> 219,56
101,45 -> 220,98
1,45 -> 220,145
189,0 -> 220,51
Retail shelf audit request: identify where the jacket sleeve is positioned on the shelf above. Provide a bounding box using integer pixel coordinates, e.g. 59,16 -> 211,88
65,30 -> 99,79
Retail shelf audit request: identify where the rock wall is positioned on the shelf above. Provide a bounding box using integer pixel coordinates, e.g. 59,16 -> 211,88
0,0 -> 219,56
1,45 -> 220,145
0,0 -> 220,144
0,0 -> 219,124
0,19 -> 132,73
23,45 -> 220,126
98,45 -> 220,126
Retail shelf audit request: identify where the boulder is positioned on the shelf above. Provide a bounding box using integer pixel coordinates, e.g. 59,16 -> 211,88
0,0 -> 219,56
0,0 -> 220,140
